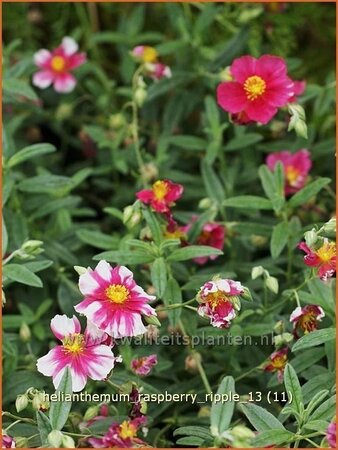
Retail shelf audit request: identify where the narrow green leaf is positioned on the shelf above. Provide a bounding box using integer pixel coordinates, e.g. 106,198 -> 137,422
309,395 -> 336,422
240,403 -> 286,432
3,264 -> 42,287
3,78 -> 38,101
151,257 -> 167,298
163,277 -> 182,327
142,208 -> 163,245
253,429 -> 294,447
270,221 -> 289,258
36,411 -> 52,446
223,196 -> 273,210
93,250 -> 155,265
167,135 -> 207,150
210,376 -> 235,435
288,177 -> 331,208
7,143 -> 56,168
292,328 -> 336,352
167,245 -> 223,262
284,364 -> 303,414
201,161 -> 225,204
49,368 -> 72,430
224,133 -> 263,151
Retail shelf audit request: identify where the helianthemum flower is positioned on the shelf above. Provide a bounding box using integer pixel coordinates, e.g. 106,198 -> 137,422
136,179 -> 184,214
298,239 -> 336,281
146,62 -> 172,80
326,420 -> 336,448
290,304 -> 325,337
36,315 -> 118,392
217,55 -> 294,124
289,80 -> 306,103
88,416 -> 147,448
75,261 -> 156,338
264,347 -> 288,382
33,37 -> 86,93
131,354 -> 158,376
132,45 -> 158,63
1,433 -> 15,448
197,278 -> 244,328
266,149 -> 312,195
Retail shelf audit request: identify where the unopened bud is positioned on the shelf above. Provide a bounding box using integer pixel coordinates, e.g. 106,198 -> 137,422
198,406 -> 211,417
19,322 -> 31,343
265,276 -> 279,294
185,353 -> 202,373
251,266 -> 264,280
134,87 -> 147,107
55,103 -> 73,121
250,235 -> 268,247
219,67 -> 232,82
48,430 -> 63,448
322,217 -> 336,235
61,435 -> 75,448
109,113 -> 126,129
16,394 -> 29,412
140,163 -> 159,182
304,229 -> 318,247
14,437 -> 28,448
144,314 -> 161,327
145,325 -> 160,341
140,400 -> 148,415
18,240 -> 44,259
273,320 -> 284,334
198,197 -> 213,210
74,265 -> 87,276
32,392 -> 50,411
274,332 -> 293,347
83,405 -> 99,421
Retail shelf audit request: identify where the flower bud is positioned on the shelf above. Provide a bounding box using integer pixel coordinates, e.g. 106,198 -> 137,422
140,163 -> 159,182
83,405 -> 99,421
145,325 -> 160,342
61,435 -> 75,448
109,113 -> 126,130
48,430 -> 63,448
250,235 -> 268,247
134,87 -> 147,107
198,406 -> 211,417
15,437 -> 28,448
74,265 -> 87,276
274,332 -> 293,347
16,394 -> 29,412
273,320 -> 284,334
198,197 -> 213,210
32,392 -> 50,411
144,315 -> 161,327
55,103 -> 73,121
251,265 -> 264,280
219,67 -> 232,82
185,353 -> 202,373
19,322 -> 31,343
322,218 -> 336,235
18,240 -> 44,259
265,276 -> 279,294
140,400 -> 148,415
304,229 -> 318,247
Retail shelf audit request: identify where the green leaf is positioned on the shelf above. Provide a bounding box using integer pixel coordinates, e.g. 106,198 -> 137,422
76,230 -> 119,250
309,395 -> 336,422
210,376 -> 235,435
151,257 -> 167,298
36,411 -> 52,446
3,78 -> 38,101
270,221 -> 289,258
167,245 -> 223,262
292,328 -> 336,352
167,135 -> 207,150
174,426 -> 213,441
176,437 -> 205,446
163,277 -> 182,327
288,177 -> 331,208
284,364 -> 303,415
223,196 -> 273,210
224,133 -> 263,151
201,161 -> 225,204
258,164 -> 285,212
240,403 -> 286,432
3,264 -> 42,287
142,208 -> 163,245
49,368 -> 72,430
7,143 -> 56,168
253,429 -> 294,447
18,175 -> 75,194
93,250 -> 155,265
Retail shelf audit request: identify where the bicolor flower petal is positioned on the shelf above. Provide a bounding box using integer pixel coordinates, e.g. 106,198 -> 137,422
136,179 -> 184,214
290,304 -> 325,336
75,261 -> 156,338
145,62 -> 172,80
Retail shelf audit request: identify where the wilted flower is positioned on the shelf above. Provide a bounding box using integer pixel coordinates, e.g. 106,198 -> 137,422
264,347 -> 288,382
131,354 -> 157,376
36,315 -> 118,392
145,62 -> 172,80
88,416 -> 147,448
298,239 -> 336,281
132,45 -> 158,63
197,278 -> 244,328
290,305 -> 325,337
136,179 -> 183,214
217,55 -> 294,124
33,37 -> 86,93
326,420 -> 336,448
1,432 -> 15,448
75,261 -> 156,338
266,149 -> 312,195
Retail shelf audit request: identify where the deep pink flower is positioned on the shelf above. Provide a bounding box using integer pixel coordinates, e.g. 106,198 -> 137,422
131,354 -> 158,376
182,220 -> 225,265
217,55 -> 294,124
289,80 -> 306,103
298,240 -> 336,281
266,149 -> 312,195
136,179 -> 183,214
75,261 -> 156,338
197,278 -> 243,328
1,434 -> 15,448
33,37 -> 86,93
264,347 -> 288,383
327,421 -> 336,448
290,305 -> 325,337
146,62 -> 172,80
36,315 -> 118,392
88,417 -> 147,448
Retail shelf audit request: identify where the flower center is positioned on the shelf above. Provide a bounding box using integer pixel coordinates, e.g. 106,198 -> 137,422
205,292 -> 232,310
105,284 -> 130,304
315,241 -> 336,263
142,47 -> 158,63
119,421 -> 137,440
272,354 -> 287,370
299,312 -> 317,333
50,56 -> 66,72
63,333 -> 85,355
244,75 -> 266,101
152,180 -> 168,201
285,166 -> 300,185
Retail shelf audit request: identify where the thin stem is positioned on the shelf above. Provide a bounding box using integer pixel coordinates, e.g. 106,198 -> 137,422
2,412 -> 36,425
194,353 -> 212,394
105,379 -> 122,392
304,438 -> 320,448
235,366 -> 261,382
5,420 -> 21,432
157,298 -> 196,311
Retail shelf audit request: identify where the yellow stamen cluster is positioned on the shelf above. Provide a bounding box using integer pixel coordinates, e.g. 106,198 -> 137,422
272,354 -> 287,370
50,56 -> 66,72
142,46 -> 158,63
119,421 -> 137,440
105,284 -> 130,304
244,75 -> 266,101
63,333 -> 85,355
285,166 -> 300,185
315,241 -> 336,263
152,180 -> 168,201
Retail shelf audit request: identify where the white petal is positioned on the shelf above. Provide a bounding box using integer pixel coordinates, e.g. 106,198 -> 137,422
86,346 -> 116,380
79,268 -> 100,295
128,314 -> 147,337
52,367 -> 67,390
50,314 -> 81,340
94,260 -> 113,282
317,306 -> 325,320
32,70 -> 54,89
61,36 -> 78,55
289,306 -> 302,323
69,367 -> 87,392
118,265 -> 134,282
34,49 -> 51,67
216,279 -> 231,292
36,348 -> 59,376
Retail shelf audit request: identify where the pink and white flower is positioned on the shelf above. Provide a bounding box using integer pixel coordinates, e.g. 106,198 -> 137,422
217,55 -> 294,124
131,354 -> 158,376
298,239 -> 336,281
197,278 -> 244,328
266,149 -> 312,195
33,37 -> 86,93
326,421 -> 336,448
75,261 -> 156,338
290,304 -> 325,337
36,315 -> 118,392
145,62 -> 172,80
1,433 -> 15,448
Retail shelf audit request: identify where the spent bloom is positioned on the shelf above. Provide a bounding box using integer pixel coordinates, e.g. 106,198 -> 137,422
75,261 -> 156,338
264,347 -> 288,382
298,239 -> 336,281
217,55 -> 294,124
326,420 -> 336,448
197,278 -> 244,328
1,433 -> 15,449
131,354 -> 158,376
33,37 -> 86,93
88,416 -> 147,448
290,304 -> 325,337
36,315 -> 118,392
136,179 -> 184,214
145,62 -> 172,80
266,149 -> 312,195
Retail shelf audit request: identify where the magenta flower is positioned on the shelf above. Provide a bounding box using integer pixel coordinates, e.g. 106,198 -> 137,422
290,304 -> 325,337
75,261 -> 156,338
36,315 -> 118,392
183,220 -> 225,265
131,354 -> 158,376
264,347 -> 288,383
136,179 -> 184,214
1,434 -> 15,448
326,421 -> 336,448
298,239 -> 336,281
266,149 -> 312,195
32,37 -> 86,93
88,416 -> 147,448
146,62 -> 172,80
217,55 -> 294,124
197,278 -> 243,328
289,80 -> 306,103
